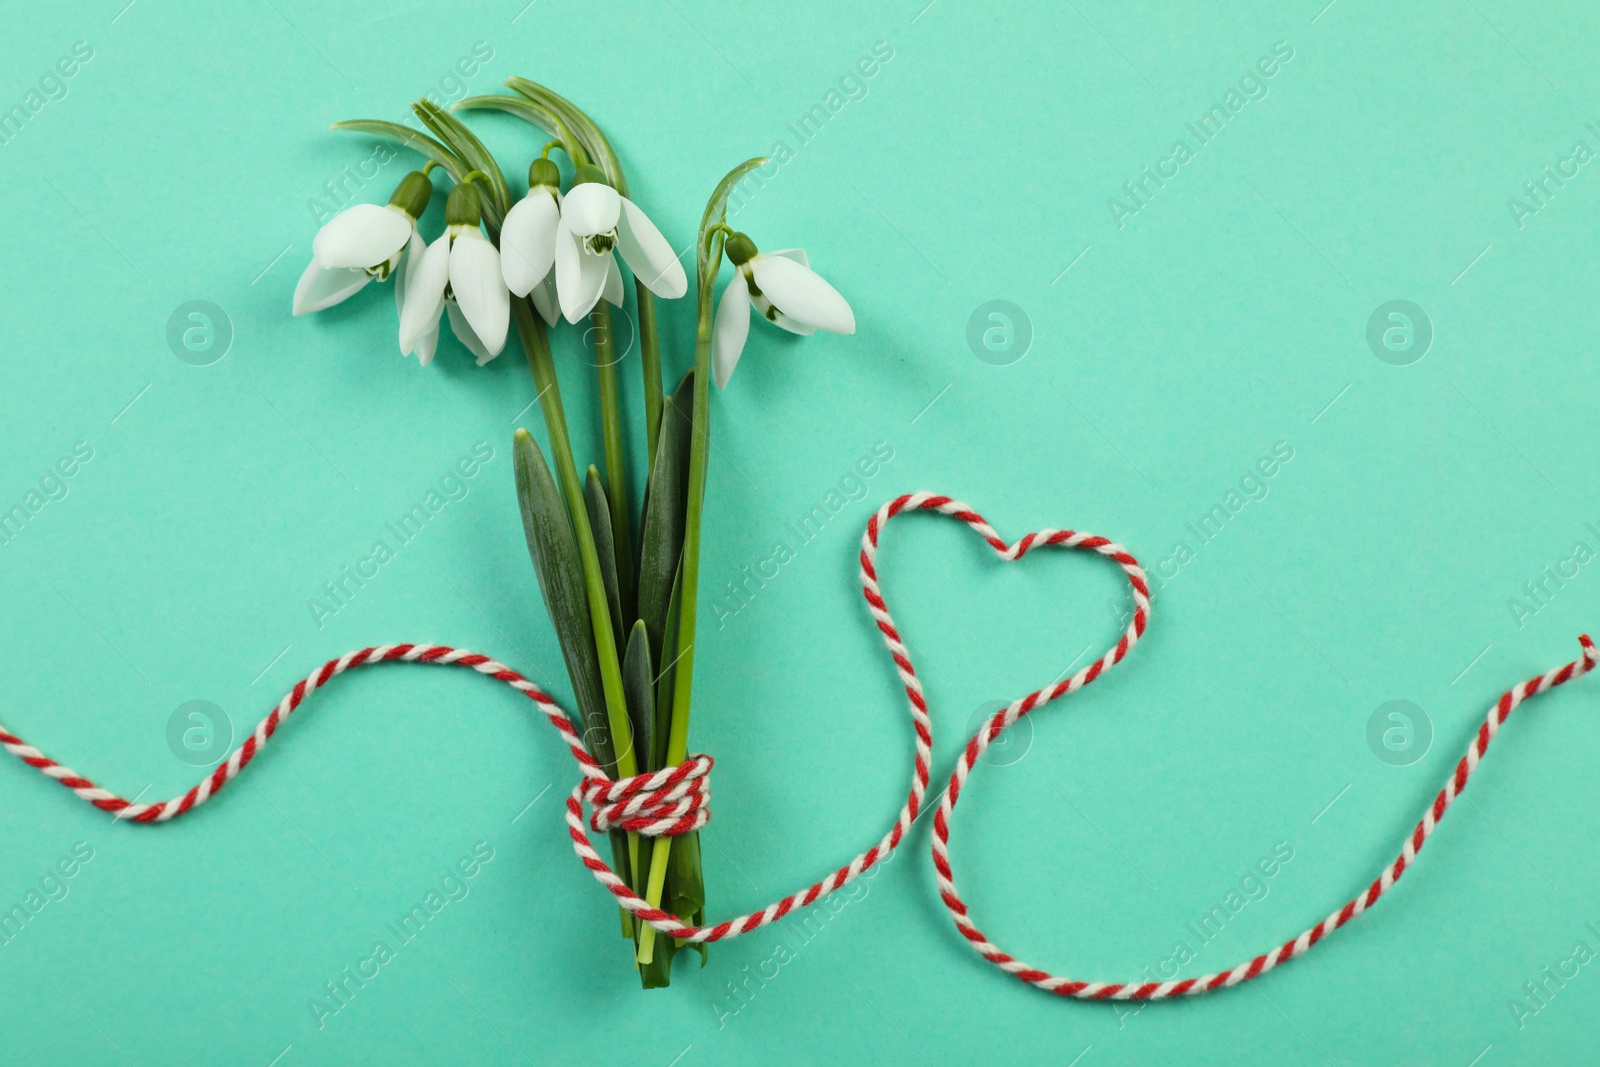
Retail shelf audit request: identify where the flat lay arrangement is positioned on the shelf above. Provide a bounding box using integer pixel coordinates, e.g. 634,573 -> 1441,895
9,87 -> 1598,985
6,8 -> 1597,1063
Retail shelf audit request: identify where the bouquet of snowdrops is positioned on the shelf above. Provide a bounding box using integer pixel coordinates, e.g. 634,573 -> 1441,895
292,80 -> 854,987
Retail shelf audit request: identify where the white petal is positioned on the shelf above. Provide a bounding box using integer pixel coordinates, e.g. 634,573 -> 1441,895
393,228 -> 426,344
561,182 -> 621,237
448,302 -> 498,366
414,319 -> 440,366
746,253 -> 814,335
770,310 -> 817,336
313,203 -> 412,270
530,273 -> 560,326
554,222 -> 589,323
399,234 -> 450,354
293,257 -> 369,315
555,221 -> 609,323
500,192 -> 559,297
449,229 -> 509,357
712,273 -> 752,390
602,254 -> 624,307
616,197 -> 687,299
749,254 -> 855,334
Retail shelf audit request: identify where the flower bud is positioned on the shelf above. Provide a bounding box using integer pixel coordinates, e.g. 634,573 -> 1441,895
724,231 -> 757,266
387,171 -> 433,220
572,163 -> 610,188
445,181 -> 483,228
528,157 -> 561,190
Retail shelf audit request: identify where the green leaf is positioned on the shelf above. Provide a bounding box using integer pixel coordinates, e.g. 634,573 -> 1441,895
415,99 -> 508,212
331,120 -> 464,178
624,623 -> 672,988
455,93 -> 582,165
637,371 -> 695,667
514,429 -> 634,926
511,305 -> 636,788
412,99 -> 509,223
513,431 -> 616,776
637,920 -> 676,988
622,621 -> 655,780
641,560 -> 696,977
658,566 -> 705,969
504,78 -> 616,186
584,466 -> 626,658
652,561 -> 683,773
667,833 -> 705,935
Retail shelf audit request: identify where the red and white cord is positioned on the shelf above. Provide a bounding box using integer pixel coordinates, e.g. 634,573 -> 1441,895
1,491 -> 1592,1000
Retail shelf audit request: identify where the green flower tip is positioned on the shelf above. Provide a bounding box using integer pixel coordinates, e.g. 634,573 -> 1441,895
572,163 -> 610,188
528,157 -> 561,190
514,427 -> 532,441
388,171 -> 433,219
724,231 -> 758,266
445,181 -> 483,227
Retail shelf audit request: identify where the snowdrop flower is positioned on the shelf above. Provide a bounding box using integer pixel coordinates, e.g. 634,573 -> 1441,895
399,178 -> 510,366
500,157 -> 563,326
292,171 -> 432,316
712,232 -> 855,389
555,165 -> 686,324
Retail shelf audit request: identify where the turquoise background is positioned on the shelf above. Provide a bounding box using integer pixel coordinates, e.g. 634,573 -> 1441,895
2,0 -> 1598,1062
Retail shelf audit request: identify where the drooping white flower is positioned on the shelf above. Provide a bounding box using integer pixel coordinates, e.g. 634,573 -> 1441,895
554,165 -> 686,324
712,232 -> 855,389
399,180 -> 510,366
500,158 -> 563,326
391,227 -> 436,364
292,171 -> 433,316
528,273 -> 560,328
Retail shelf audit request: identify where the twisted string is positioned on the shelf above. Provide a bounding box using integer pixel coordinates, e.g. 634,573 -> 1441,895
584,754 -> 712,837
0,492 -> 1592,1000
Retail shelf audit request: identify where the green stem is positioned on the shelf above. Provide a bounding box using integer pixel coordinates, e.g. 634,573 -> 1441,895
636,235 -> 720,966
504,79 -> 664,483
513,299 -> 641,879
638,288 -> 663,476
634,157 -> 767,966
591,301 -> 636,626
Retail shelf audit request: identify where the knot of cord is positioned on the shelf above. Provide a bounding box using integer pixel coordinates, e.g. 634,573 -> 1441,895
582,754 -> 713,837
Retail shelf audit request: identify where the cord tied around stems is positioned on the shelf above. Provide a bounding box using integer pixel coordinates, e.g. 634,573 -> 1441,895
582,754 -> 712,837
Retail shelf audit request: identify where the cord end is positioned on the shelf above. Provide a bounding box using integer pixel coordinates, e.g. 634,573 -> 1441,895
1579,634 -> 1596,666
